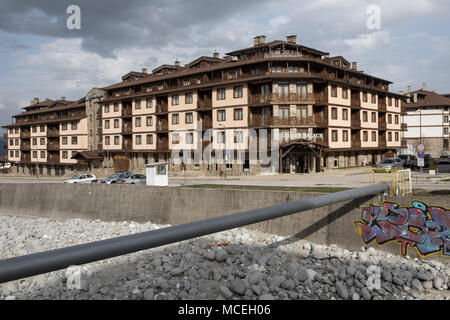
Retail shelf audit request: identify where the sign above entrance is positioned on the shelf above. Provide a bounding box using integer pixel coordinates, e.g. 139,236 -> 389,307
281,132 -> 323,141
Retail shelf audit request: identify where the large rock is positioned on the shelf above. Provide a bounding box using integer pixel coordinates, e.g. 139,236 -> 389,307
335,281 -> 349,300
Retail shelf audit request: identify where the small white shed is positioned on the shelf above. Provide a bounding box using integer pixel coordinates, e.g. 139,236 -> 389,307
145,162 -> 168,186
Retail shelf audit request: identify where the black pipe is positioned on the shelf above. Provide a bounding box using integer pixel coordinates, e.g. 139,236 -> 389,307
0,182 -> 389,283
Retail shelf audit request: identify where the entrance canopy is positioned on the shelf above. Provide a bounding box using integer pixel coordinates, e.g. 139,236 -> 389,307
71,151 -> 104,161
279,139 -> 328,173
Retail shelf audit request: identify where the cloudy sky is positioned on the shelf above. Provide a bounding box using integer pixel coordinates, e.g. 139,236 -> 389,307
1,0 -> 449,130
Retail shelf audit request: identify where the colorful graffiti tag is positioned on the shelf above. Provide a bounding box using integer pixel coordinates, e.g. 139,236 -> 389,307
355,201 -> 449,257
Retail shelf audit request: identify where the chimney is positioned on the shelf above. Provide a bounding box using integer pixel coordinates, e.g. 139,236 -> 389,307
407,85 -> 411,96
351,62 -> 358,71
213,51 -> 220,59
422,83 -> 427,91
142,68 -> 147,74
174,59 -> 180,67
259,35 -> 266,45
286,35 -> 297,44
399,90 -> 404,95
61,96 -> 66,101
33,98 -> 39,105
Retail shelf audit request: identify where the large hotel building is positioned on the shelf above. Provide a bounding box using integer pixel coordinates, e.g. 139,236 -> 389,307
3,36 -> 405,176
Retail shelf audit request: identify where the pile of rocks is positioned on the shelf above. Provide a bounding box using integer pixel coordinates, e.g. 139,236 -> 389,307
0,214 -> 448,300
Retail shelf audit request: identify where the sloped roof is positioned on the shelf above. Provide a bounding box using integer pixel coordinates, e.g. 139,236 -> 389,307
404,90 -> 450,108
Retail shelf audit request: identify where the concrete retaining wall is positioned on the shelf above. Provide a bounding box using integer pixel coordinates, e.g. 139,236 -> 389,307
0,183 -> 448,262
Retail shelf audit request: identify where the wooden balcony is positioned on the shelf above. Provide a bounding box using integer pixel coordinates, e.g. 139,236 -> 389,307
379,121 -> 387,130
272,116 -> 314,126
156,122 -> 168,132
122,108 -> 132,117
156,102 -> 168,113
352,140 -> 361,149
122,126 -> 132,134
197,99 -> 212,110
123,142 -> 132,151
156,141 -> 168,151
351,119 -> 361,128
47,130 -> 60,137
378,104 -> 387,112
314,117 -> 328,127
401,123 -> 407,131
47,143 -> 60,150
47,156 -> 60,164
21,154 -> 31,162
20,142 -> 31,150
248,93 -> 328,106
20,131 -> 31,138
249,117 -> 272,128
379,140 -> 387,148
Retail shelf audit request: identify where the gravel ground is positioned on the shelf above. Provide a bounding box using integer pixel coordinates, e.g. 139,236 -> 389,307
0,214 -> 449,300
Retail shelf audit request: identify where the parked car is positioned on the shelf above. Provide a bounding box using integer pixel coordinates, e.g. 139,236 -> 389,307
398,154 -> 417,168
100,171 -> 132,184
64,173 -> 97,184
373,158 -> 403,173
118,174 -> 146,185
437,155 -> 450,164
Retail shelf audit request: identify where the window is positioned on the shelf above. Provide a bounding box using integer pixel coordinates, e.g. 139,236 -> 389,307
9,139 -> 13,146
41,151 -> 45,158
183,80 -> 190,87
185,112 -> 193,124
186,132 -> 193,144
288,66 -> 299,72
40,125 -> 45,132
172,114 -> 179,125
388,97 -> 392,106
40,138 -> 45,145
444,127 -> 449,135
135,117 -> 142,127
217,88 -> 226,100
331,86 -> 337,98
62,137 -> 68,145
70,122 -> 77,130
72,137 -> 78,145
172,133 -> 180,144
105,104 -> 110,113
296,83 -> 307,96
114,136 -> 120,145
217,131 -> 225,143
105,120 -> 110,129
363,92 -> 368,102
331,107 -> 338,120
279,106 -> 289,119
395,99 -> 399,107
185,92 -> 193,104
332,130 -> 338,142
444,116 -> 449,123
271,66 -> 282,73
32,126 -> 37,133
135,135 -> 142,145
15,151 -> 19,157
135,100 -> 141,110
32,138 -> 37,146
62,151 -> 68,159
371,131 -> 377,142
371,112 -> 376,123
233,108 -> 243,121
228,71 -> 237,79
362,111 -> 368,122
388,114 -> 392,124
233,86 -> 243,98
343,130 -> 348,142
342,108 -> 348,121
297,105 -> 307,118
217,110 -> 226,121
114,103 -> 119,112
15,139 -> 19,146
146,134 -> 153,144
10,150 -> 13,157
342,88 -> 348,99
395,132 -> 399,141
146,99 -> 152,108
146,116 -> 153,127
371,94 -> 376,104
172,94 -> 179,106
388,132 -> 392,142
105,136 -> 110,145
363,131 -> 368,141
234,131 -> 243,143
334,156 -> 339,168
114,119 -> 119,128
395,115 -> 399,124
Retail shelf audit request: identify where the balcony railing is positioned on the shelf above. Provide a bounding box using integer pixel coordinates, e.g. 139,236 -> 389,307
351,119 -> 361,128
156,104 -> 168,113
47,143 -> 60,150
272,116 -> 314,126
21,155 -> 31,162
47,156 -> 60,164
156,141 -> 168,151
47,130 -> 60,137
352,140 -> 361,149
156,122 -> 168,131
122,126 -> 132,134
122,108 -> 132,117
197,99 -> 212,110
249,117 -> 272,127
379,121 -> 387,130
379,140 -> 387,148
123,142 -> 132,151
20,132 -> 31,138
20,143 -> 31,150
378,104 -> 387,112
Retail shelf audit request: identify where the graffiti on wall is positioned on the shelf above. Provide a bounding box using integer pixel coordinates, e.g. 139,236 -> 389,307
355,200 -> 449,257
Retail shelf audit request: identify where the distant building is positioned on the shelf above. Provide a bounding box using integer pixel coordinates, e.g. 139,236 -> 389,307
402,85 -> 450,158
